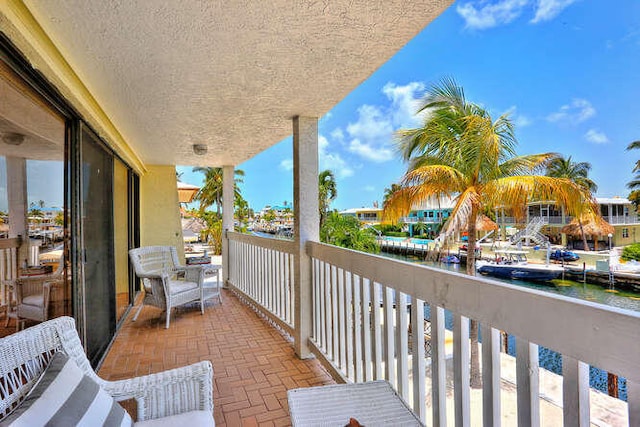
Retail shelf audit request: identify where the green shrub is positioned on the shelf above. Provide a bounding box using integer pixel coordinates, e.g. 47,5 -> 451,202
320,212 -> 379,254
383,231 -> 409,238
621,243 -> 640,261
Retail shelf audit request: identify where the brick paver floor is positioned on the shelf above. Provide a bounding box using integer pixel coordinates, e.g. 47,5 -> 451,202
98,289 -> 335,426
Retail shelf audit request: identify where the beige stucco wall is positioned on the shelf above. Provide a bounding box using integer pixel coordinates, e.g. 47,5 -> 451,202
139,165 -> 185,261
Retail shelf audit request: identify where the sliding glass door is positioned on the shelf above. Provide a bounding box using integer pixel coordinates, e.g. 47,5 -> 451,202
80,125 -> 116,366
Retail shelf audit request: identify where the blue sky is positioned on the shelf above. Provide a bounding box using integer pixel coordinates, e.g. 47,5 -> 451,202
186,1 -> 636,212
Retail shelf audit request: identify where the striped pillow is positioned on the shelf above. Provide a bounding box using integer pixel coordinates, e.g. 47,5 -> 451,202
1,352 -> 132,427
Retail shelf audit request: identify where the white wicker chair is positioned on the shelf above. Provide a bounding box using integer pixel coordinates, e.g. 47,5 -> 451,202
0,316 -> 214,423
129,246 -> 205,328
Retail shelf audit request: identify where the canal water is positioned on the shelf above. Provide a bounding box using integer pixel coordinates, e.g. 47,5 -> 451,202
382,252 -> 640,401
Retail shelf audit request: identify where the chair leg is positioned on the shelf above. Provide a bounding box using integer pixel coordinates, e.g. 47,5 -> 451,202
165,307 -> 171,329
201,298 -> 205,315
132,302 -> 145,321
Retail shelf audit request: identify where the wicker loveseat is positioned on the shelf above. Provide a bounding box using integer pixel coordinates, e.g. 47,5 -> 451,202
0,316 -> 214,425
129,246 -> 205,328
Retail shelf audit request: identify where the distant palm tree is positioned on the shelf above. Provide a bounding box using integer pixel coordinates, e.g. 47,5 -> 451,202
192,167 -> 245,215
385,77 -> 596,388
626,140 -> 640,189
319,170 -> 337,228
546,156 -> 597,192
546,155 -> 598,250
383,183 -> 403,206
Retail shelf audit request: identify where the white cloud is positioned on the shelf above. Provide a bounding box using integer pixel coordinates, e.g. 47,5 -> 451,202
546,98 -> 595,124
330,127 -> 345,142
584,129 -> 609,144
345,82 -> 424,163
531,0 -> 578,24
456,0 -> 529,30
364,185 -> 375,192
279,158 -> 293,171
503,105 -> 532,127
348,139 -> 394,163
319,135 -> 354,179
381,82 -> 425,127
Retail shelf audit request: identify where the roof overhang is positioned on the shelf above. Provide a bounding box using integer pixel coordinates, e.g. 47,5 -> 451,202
9,0 -> 452,169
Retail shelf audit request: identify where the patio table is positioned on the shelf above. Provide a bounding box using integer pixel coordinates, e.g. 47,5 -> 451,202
287,380 -> 424,427
201,263 -> 222,305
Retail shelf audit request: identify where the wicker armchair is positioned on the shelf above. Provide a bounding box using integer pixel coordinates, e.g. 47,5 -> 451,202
0,316 -> 214,423
129,246 -> 205,328
5,261 -> 65,330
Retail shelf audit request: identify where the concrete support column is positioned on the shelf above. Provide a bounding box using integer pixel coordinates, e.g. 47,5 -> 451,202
7,157 -> 29,263
222,165 -> 235,287
293,116 -> 319,359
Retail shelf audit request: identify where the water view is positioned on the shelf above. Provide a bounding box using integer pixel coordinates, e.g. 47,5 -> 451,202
383,252 -> 640,401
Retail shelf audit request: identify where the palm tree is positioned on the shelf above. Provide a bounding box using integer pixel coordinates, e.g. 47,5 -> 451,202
626,140 -> 640,189
192,167 -> 245,215
383,184 -> 403,206
385,78 -> 596,388
319,170 -> 337,228
546,156 -> 598,251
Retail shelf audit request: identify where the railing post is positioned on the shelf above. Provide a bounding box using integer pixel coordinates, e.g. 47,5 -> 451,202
293,116 -> 319,359
222,165 -> 235,288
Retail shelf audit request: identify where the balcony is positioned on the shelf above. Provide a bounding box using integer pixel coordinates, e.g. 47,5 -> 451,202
98,233 -> 640,425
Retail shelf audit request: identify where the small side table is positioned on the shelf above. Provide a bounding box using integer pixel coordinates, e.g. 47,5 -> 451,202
200,264 -> 222,305
287,380 -> 424,426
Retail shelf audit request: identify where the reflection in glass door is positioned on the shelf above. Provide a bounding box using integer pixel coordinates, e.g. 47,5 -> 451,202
80,126 -> 115,366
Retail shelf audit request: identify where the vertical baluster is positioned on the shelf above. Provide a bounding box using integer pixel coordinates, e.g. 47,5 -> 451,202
273,250 -> 278,314
319,261 -> 327,351
396,291 -> 409,400
345,270 -> 354,381
453,313 -> 470,427
628,380 -> 640,427
337,268 -> 346,371
516,338 -> 540,427
353,274 -> 363,382
562,356 -> 589,427
288,253 -> 293,326
272,249 -> 277,315
253,246 -> 265,304
383,286 -> 396,387
269,249 -> 275,312
481,324 -> 501,427
362,278 -> 373,381
371,280 -> 383,380
331,265 -> 339,364
312,258 -> 318,340
280,251 -> 285,320
411,297 -> 426,423
324,262 -> 333,359
254,246 -> 259,301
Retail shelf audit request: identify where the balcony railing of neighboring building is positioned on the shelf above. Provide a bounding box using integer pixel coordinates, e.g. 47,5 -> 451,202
603,215 -> 639,225
401,217 -> 441,224
226,232 -> 640,425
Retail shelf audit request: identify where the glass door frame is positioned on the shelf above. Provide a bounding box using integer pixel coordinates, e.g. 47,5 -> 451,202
1,33 -> 140,366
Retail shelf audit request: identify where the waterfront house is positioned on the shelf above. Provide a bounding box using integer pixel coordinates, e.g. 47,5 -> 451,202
1,1 -> 639,426
339,207 -> 383,225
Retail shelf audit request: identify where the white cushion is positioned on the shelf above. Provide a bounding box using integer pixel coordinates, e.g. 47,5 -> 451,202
134,410 -> 214,427
167,280 -> 199,294
1,352 -> 132,427
22,294 -> 44,307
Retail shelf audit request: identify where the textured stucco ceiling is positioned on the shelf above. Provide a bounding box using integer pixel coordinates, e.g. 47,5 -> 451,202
22,1 -> 452,167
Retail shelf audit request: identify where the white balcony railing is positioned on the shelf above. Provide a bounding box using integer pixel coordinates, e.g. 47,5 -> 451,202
227,234 -> 640,426
227,232 -> 296,334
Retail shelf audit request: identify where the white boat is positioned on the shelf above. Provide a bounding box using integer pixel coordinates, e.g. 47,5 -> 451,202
476,250 -> 564,282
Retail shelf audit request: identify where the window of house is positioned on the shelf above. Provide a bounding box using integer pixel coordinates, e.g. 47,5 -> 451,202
623,228 -> 629,238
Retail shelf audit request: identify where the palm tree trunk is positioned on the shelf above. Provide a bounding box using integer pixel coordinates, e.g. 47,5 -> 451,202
467,208 -> 482,389
578,220 -> 590,251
